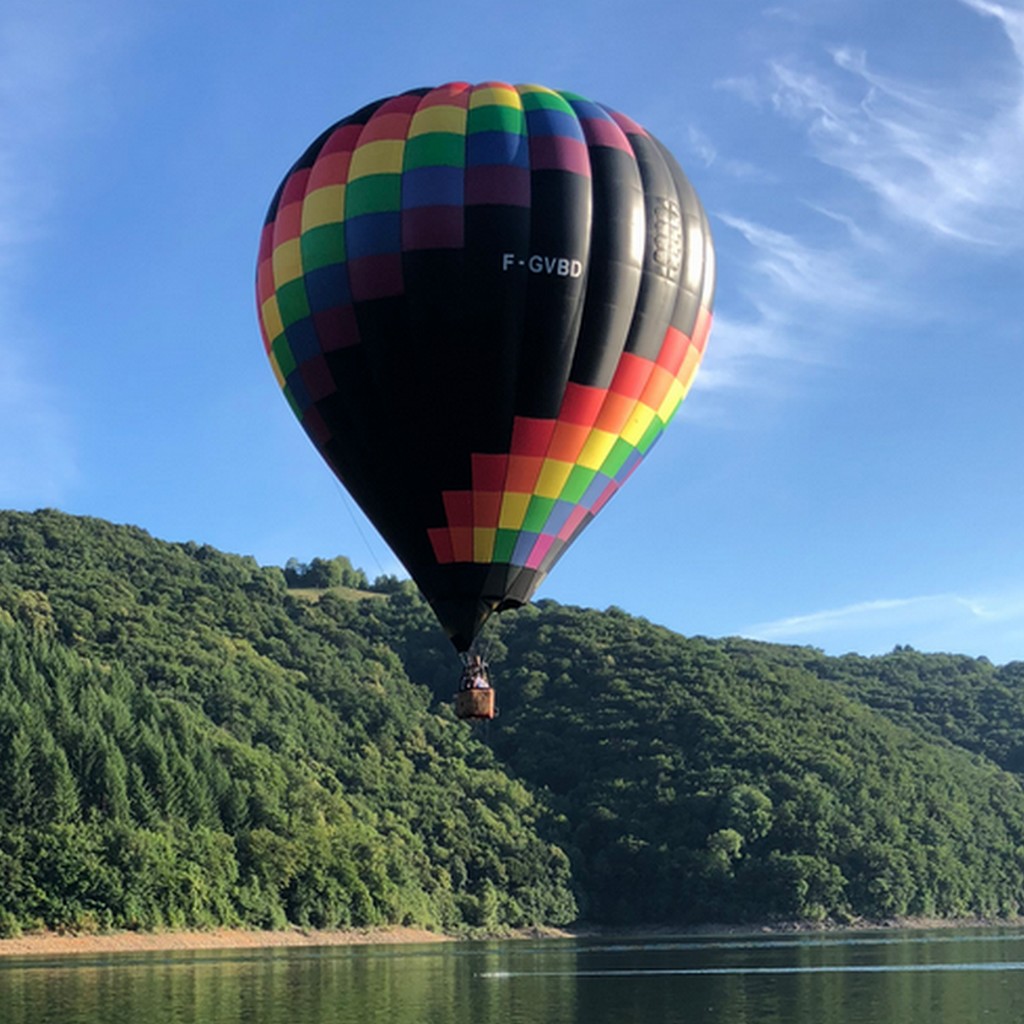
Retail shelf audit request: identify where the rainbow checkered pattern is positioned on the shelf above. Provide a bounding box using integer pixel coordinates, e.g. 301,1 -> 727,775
426,328 -> 706,571
258,82 -> 714,650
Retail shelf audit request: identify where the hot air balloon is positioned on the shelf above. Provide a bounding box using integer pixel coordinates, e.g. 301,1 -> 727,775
256,82 -> 714,717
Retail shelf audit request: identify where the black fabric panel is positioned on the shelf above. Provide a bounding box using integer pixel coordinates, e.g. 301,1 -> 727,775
622,134 -> 683,361
568,146 -> 644,389
460,203 -> 532,454
652,138 -> 709,338
515,170 -> 591,419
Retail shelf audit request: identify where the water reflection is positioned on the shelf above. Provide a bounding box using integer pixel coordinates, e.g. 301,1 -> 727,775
1,929 -> 1024,1024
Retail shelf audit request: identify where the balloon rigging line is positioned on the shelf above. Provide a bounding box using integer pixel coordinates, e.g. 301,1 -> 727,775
333,478 -> 389,581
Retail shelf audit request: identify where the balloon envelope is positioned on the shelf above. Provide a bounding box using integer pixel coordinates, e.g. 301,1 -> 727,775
257,82 -> 715,651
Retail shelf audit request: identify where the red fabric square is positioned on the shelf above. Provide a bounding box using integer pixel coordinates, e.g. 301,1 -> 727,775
280,169 -> 311,207
473,492 -> 502,527
511,417 -> 556,456
274,201 -> 303,242
442,491 -> 473,527
450,527 -> 473,562
559,383 -> 606,426
610,352 -> 653,399
308,151 -> 352,190
358,111 -> 414,143
655,326 -> 690,374
472,454 -> 508,491
428,528 -> 455,564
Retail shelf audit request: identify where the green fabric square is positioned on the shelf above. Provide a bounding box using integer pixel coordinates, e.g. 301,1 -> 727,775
523,496 -> 556,533
272,335 -> 296,378
600,437 -> 635,477
283,385 -> 302,419
300,224 -> 346,271
275,280 -> 310,328
520,90 -> 573,114
404,133 -> 465,169
637,418 -> 665,455
560,465 -> 597,503
346,175 -> 401,217
467,105 -> 527,135
493,529 -> 518,563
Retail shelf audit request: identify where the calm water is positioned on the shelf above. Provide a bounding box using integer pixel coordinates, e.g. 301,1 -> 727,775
2,929 -> 1023,1024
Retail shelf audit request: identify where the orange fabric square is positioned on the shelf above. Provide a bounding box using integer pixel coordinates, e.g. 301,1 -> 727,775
547,422 -> 590,462
505,454 -> 544,491
639,365 -> 674,410
594,392 -> 635,434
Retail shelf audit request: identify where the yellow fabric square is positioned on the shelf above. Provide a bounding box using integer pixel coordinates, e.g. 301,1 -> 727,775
301,185 -> 346,230
409,105 -> 467,136
272,239 -> 303,287
498,492 -> 531,529
469,86 -> 521,109
517,83 -> 556,98
268,354 -> 286,388
534,459 -> 574,499
260,297 -> 284,343
348,140 -> 405,179
577,429 -> 618,470
620,403 -> 657,447
657,378 -> 686,423
473,528 -> 496,562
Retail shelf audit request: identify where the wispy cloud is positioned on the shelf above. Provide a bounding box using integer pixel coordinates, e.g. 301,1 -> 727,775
766,2 -> 1024,246
698,0 -> 1024,395
695,211 -> 895,392
687,126 -> 769,182
746,590 -> 1024,663
0,2 -> 131,505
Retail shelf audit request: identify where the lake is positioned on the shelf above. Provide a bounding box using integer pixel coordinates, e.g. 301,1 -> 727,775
2,928 -> 1023,1023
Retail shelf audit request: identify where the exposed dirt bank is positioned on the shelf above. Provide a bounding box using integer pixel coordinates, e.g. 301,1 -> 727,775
1,917 -> 1018,959
0,926 -> 452,958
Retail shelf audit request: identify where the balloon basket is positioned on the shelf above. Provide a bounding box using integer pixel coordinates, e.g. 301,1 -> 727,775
455,688 -> 496,721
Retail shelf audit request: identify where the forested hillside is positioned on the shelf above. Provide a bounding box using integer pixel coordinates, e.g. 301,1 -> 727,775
2,509 -> 1024,935
0,510 -> 574,935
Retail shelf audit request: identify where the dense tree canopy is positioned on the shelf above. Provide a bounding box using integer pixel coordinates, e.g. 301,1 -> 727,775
0,510 -> 573,935
1,509 -> 1023,934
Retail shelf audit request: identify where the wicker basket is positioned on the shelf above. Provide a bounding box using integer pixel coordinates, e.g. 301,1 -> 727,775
455,688 -> 496,720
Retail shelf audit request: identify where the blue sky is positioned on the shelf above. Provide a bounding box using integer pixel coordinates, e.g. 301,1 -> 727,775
2,0 -> 1023,663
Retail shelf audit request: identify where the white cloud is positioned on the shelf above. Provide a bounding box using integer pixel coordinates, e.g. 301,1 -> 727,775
694,211 -> 896,393
699,0 -> 1024,397
746,590 -> 1024,663
766,3 -> 1024,246
719,214 -> 884,313
687,125 -> 771,182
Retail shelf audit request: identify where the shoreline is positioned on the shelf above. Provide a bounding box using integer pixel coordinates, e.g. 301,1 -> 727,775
0,926 -> 455,959
1,916 -> 1020,960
